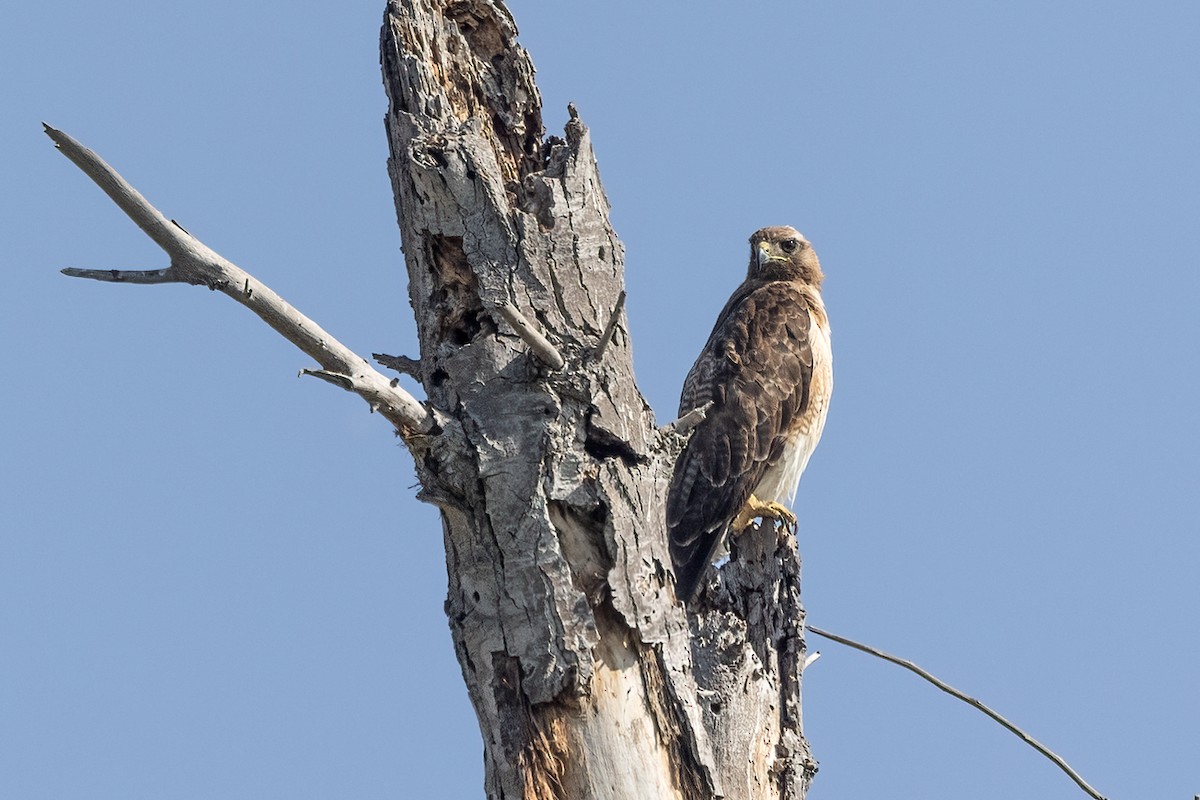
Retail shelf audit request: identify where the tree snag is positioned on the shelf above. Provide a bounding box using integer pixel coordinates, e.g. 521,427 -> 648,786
54,1 -> 818,797
380,2 -> 814,797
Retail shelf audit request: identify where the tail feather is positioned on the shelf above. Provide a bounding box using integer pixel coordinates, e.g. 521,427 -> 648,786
669,521 -> 728,604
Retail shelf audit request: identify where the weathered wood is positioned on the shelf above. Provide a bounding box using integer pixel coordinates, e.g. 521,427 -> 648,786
53,1 -> 817,794
380,1 -> 815,797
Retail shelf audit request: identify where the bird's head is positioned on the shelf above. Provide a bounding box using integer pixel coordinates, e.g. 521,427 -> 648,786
748,226 -> 823,286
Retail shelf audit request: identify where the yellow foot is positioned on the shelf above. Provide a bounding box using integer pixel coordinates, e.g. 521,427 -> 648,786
731,494 -> 797,533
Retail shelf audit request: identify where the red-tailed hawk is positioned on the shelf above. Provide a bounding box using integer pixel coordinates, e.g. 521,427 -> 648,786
667,226 -> 833,603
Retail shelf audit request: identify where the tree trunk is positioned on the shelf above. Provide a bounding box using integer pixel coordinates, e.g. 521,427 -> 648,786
380,2 -> 816,797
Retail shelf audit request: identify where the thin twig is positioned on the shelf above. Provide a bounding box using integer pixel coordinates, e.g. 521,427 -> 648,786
495,302 -> 565,370
47,124 -> 435,437
806,625 -> 1107,800
591,289 -> 625,361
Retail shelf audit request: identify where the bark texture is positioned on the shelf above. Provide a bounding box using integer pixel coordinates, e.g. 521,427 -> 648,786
380,1 -> 816,797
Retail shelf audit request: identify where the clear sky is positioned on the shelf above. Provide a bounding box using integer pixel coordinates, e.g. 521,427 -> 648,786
3,1 -> 1198,798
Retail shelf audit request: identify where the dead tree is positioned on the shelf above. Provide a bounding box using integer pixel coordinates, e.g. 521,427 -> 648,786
54,1 -> 817,797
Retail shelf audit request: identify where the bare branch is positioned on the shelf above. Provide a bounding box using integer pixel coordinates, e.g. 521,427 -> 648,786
61,267 -> 178,285
48,124 -> 434,437
494,303 -> 566,370
45,124 -> 188,255
806,625 -> 1107,800
591,289 -> 626,361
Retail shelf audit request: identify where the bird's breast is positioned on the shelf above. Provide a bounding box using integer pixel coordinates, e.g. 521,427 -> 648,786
755,315 -> 832,505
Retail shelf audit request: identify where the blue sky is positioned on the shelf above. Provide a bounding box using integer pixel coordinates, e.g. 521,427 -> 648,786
4,1 -> 1198,798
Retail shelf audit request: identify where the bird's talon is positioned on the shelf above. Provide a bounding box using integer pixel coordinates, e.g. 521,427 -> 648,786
764,502 -> 797,531
730,495 -> 797,535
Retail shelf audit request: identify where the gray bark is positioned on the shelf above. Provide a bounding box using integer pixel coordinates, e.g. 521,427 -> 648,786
380,2 -> 816,797
52,0 -> 816,795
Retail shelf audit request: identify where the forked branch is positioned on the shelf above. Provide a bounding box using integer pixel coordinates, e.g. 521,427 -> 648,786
46,123 -> 434,438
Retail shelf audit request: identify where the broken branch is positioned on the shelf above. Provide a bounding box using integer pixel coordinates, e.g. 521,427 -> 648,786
662,401 -> 713,437
374,352 -> 422,378
494,302 -> 566,370
591,289 -> 626,361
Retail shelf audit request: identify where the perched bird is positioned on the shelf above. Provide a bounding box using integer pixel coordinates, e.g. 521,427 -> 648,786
667,226 -> 833,602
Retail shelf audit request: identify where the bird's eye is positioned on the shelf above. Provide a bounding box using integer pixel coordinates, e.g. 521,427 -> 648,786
781,238 -> 800,254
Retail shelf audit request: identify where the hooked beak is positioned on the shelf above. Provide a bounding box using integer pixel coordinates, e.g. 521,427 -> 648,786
756,240 -> 773,266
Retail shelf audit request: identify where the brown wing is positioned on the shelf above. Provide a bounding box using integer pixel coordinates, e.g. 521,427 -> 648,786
667,280 -> 815,601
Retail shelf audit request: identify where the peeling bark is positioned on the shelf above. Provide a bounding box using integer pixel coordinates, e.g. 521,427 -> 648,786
381,2 -> 816,797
